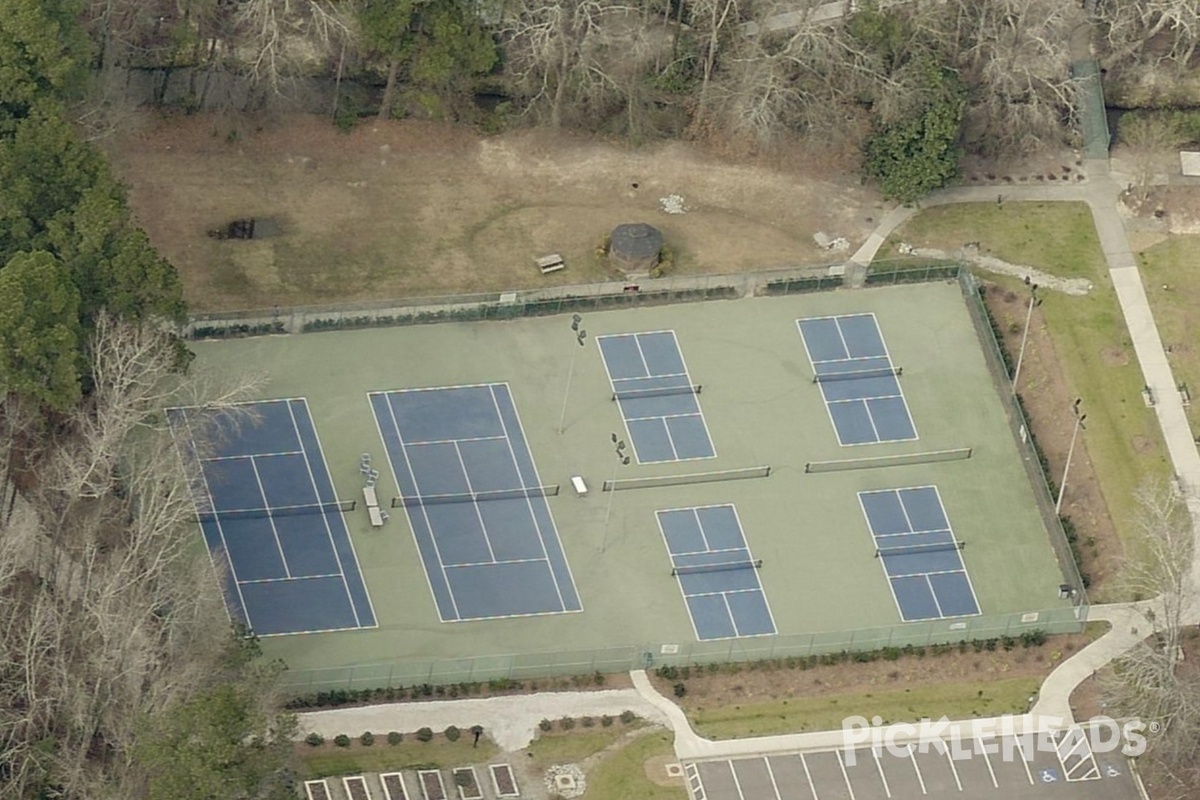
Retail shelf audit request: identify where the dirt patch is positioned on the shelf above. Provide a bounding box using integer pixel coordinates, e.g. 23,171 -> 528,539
1100,345 -> 1130,367
1131,435 -> 1157,455
982,283 -> 1125,595
648,634 -> 1091,711
103,113 -> 880,311
642,753 -> 685,787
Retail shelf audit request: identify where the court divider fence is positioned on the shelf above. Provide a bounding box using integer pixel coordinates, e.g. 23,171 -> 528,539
805,447 -> 972,474
275,603 -> 1088,693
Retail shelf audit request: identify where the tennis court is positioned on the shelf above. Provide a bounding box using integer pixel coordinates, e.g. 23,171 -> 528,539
168,399 -> 376,636
597,330 -> 715,463
859,487 -> 980,621
797,314 -> 916,445
657,504 -> 776,640
369,383 -> 582,621
185,280 -> 1079,686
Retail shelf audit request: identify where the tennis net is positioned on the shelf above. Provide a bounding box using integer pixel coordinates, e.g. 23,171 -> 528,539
672,559 -> 763,577
195,500 -> 356,522
813,366 -> 902,383
612,384 -> 702,402
875,541 -> 964,558
392,485 -> 559,508
806,447 -> 972,474
604,466 -> 770,492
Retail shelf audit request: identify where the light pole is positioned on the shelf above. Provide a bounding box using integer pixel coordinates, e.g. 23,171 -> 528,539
1012,281 -> 1039,394
557,314 -> 587,434
1056,398 -> 1086,515
601,433 -> 630,553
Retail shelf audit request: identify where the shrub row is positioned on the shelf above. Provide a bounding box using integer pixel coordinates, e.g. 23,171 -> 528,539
653,632 -> 1050,681
305,726 -> 482,748
191,321 -> 286,339
286,672 -> 607,710
537,711 -> 635,732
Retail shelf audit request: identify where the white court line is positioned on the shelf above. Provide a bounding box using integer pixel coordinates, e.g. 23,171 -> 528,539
595,335 -> 641,463
238,572 -> 344,584
444,557 -> 548,569
835,750 -> 857,800
377,392 -> 463,622
868,311 -> 920,439
856,491 -> 908,623
871,747 -> 892,798
173,407 -> 248,628
301,399 -> 379,629
405,434 -> 506,446
452,441 -> 498,563
287,399 -> 366,628
201,449 -> 304,462
248,456 -> 292,578
490,383 -> 582,613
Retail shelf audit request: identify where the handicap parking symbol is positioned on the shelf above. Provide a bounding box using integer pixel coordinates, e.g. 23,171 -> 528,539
1040,768 -> 1059,784
1105,765 -> 1121,778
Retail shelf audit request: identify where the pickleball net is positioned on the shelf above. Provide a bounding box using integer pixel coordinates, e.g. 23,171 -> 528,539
392,485 -> 560,508
813,366 -> 902,383
671,559 -> 763,577
874,541 -> 965,558
612,384 -> 703,402
194,499 -> 356,522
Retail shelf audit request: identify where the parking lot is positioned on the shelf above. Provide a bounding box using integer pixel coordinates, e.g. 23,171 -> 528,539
686,730 -> 1145,800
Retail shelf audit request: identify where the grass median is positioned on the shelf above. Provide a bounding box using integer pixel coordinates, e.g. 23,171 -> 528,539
690,677 -> 1040,739
886,202 -> 1172,560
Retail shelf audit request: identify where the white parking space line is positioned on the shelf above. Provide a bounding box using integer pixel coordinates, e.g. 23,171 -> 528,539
1010,734 -> 1036,785
976,737 -> 999,788
835,750 -> 857,800
906,746 -> 927,795
871,748 -> 892,798
764,757 -> 785,800
800,754 -> 820,800
730,760 -> 748,800
686,763 -> 707,800
942,746 -> 962,792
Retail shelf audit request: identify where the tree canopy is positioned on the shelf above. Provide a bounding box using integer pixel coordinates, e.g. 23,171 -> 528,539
864,59 -> 966,204
0,250 -> 81,410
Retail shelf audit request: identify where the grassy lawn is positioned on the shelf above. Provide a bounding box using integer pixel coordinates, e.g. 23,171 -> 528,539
887,202 -> 1173,555
523,724 -> 639,772
296,737 -> 498,779
690,677 -> 1040,740
883,201 -> 1106,278
584,730 -> 687,800
1136,234 -> 1200,430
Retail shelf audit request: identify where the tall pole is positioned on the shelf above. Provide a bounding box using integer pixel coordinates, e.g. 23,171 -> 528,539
1056,399 -> 1086,515
1012,282 -> 1038,394
601,433 -> 630,553
557,315 -> 586,434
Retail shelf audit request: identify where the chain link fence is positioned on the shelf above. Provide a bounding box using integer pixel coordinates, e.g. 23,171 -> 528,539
277,604 -> 1088,692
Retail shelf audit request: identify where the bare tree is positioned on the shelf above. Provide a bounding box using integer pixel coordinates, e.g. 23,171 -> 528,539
1119,113 -> 1184,206
1103,481 -> 1200,800
946,0 -> 1082,156
1097,0 -> 1200,69
233,0 -> 358,99
0,313 -> 263,798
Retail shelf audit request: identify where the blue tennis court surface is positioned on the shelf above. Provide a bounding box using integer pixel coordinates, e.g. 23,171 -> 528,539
657,505 -> 775,640
597,331 -> 715,463
370,383 -> 582,622
796,313 -> 917,445
858,486 -> 980,621
168,399 -> 376,636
